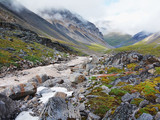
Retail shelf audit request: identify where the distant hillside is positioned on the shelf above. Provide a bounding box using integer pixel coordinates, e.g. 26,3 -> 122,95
106,32 -> 160,57
103,32 -> 132,48
104,31 -> 152,48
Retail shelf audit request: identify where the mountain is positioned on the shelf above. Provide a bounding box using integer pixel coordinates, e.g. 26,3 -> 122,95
138,31 -> 160,44
39,9 -> 106,45
103,32 -> 132,48
0,0 -> 111,54
106,31 -> 160,57
104,31 -> 152,48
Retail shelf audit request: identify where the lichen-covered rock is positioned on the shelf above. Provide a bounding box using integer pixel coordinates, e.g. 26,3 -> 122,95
103,102 -> 137,120
1,83 -> 37,100
40,97 -> 81,120
28,74 -> 49,86
121,92 -> 140,102
0,94 -> 19,119
87,112 -> 101,120
139,100 -> 149,108
69,73 -> 86,84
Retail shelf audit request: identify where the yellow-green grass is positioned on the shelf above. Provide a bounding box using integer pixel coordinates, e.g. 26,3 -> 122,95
86,43 -> 108,52
106,43 -> 160,57
0,37 -> 55,68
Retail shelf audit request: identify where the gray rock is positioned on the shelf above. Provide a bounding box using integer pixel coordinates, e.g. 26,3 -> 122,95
37,87 -> 52,96
28,74 -> 49,85
87,112 -> 101,120
0,94 -> 19,119
101,85 -> 111,94
1,82 -> 37,99
40,97 -> 81,120
139,100 -> 149,108
86,64 -> 95,72
69,73 -> 86,84
103,102 -> 137,120
86,95 -> 99,98
42,78 -> 64,87
79,103 -> 85,111
155,112 -> 160,120
137,113 -> 153,120
121,92 -> 140,102
156,98 -> 160,104
55,92 -> 67,99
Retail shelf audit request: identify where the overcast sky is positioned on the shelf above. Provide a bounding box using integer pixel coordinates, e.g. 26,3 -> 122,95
16,0 -> 160,35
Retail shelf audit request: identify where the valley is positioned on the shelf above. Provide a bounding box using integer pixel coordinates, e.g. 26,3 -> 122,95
1,0 -> 160,120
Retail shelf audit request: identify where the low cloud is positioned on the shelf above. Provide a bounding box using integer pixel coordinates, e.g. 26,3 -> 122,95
16,0 -> 160,35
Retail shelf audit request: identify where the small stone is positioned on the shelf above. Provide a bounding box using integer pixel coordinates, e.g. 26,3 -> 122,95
139,100 -> 149,108
148,69 -> 156,74
155,112 -> 160,120
86,95 -> 99,98
87,112 -> 101,120
101,85 -> 111,94
137,113 -> 153,120
79,103 -> 85,111
156,98 -> 160,104
55,92 -> 67,99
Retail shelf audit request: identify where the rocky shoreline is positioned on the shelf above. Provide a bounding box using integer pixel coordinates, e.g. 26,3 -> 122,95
1,52 -> 160,120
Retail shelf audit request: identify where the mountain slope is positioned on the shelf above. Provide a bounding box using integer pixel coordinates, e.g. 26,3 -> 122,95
103,32 -> 132,48
0,0 -> 111,53
39,9 -> 111,48
106,32 -> 160,57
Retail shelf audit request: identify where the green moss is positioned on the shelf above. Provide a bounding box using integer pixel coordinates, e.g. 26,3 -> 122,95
127,63 -> 138,71
0,38 -> 56,68
155,67 -> 160,75
120,85 -> 135,94
107,67 -> 124,74
130,98 -> 143,106
136,104 -> 160,118
134,80 -> 160,102
90,76 -> 97,80
86,94 -> 121,117
109,88 -> 127,96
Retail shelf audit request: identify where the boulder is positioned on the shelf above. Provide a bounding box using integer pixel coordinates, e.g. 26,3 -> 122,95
139,100 -> 149,108
40,97 -> 81,120
1,83 -> 37,100
102,102 -> 137,120
121,92 -> 140,102
28,74 -> 49,86
155,112 -> 160,120
137,113 -> 153,120
0,94 -> 19,119
87,112 -> 101,120
55,92 -> 67,99
69,73 -> 86,84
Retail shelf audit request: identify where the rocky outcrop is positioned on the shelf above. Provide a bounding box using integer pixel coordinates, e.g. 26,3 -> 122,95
40,97 -> 81,120
0,22 -> 77,54
0,94 -> 19,119
105,52 -> 143,66
103,102 -> 137,120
